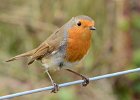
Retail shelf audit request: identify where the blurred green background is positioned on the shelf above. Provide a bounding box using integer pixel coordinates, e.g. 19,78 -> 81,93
0,0 -> 140,100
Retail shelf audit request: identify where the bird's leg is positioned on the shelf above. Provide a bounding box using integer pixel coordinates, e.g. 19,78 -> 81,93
45,70 -> 59,93
66,69 -> 89,86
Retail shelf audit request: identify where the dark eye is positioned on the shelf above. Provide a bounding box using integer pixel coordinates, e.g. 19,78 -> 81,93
77,21 -> 81,26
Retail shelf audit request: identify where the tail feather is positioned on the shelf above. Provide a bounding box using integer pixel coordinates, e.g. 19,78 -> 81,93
6,49 -> 36,62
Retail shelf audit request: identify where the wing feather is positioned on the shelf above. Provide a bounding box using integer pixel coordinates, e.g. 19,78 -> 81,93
28,28 -> 64,65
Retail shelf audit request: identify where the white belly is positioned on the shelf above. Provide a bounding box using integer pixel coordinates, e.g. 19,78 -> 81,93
42,51 -> 79,70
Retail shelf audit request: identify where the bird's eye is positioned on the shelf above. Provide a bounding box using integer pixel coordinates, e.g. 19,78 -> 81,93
77,21 -> 81,26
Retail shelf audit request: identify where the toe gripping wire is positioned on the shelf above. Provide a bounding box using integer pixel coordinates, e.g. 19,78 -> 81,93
45,70 -> 59,93
65,69 -> 89,86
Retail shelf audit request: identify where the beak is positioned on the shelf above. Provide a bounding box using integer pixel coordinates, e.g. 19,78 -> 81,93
89,26 -> 96,30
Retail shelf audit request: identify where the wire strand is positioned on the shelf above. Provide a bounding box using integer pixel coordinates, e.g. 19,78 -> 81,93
0,67 -> 140,100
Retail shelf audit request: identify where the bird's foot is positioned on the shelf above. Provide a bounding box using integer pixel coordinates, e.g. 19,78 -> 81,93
81,76 -> 89,87
51,83 -> 59,93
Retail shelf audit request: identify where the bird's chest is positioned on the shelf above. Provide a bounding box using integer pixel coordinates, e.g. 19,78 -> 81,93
64,27 -> 91,62
65,38 -> 91,62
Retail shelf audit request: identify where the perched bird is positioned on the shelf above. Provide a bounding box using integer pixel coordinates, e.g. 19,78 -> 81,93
6,15 -> 96,93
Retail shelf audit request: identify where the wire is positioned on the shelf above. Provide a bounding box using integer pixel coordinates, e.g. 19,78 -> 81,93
0,67 -> 140,100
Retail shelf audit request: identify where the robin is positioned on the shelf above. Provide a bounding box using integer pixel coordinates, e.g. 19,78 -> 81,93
6,15 -> 96,93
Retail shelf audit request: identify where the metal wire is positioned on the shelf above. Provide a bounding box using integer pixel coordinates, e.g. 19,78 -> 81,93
0,67 -> 140,100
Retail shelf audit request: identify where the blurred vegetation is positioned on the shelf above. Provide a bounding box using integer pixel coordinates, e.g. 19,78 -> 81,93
0,0 -> 140,100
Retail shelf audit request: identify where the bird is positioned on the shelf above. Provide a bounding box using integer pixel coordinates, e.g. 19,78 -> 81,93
6,15 -> 96,93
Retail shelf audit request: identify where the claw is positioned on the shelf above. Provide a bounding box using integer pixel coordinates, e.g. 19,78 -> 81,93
82,77 -> 89,87
51,83 -> 59,93
65,69 -> 90,87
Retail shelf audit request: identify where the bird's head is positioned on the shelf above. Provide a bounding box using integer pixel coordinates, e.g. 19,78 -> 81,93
67,15 -> 96,40
74,15 -> 96,31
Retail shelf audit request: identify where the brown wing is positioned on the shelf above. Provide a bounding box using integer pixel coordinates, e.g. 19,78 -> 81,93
28,27 -> 65,65
6,17 -> 73,65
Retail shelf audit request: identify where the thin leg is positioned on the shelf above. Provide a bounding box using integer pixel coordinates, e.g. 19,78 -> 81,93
45,70 -> 59,93
66,69 -> 89,86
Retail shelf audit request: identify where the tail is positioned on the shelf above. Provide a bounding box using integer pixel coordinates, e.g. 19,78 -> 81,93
6,49 -> 36,62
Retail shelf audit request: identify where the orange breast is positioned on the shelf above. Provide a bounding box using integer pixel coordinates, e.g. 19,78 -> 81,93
65,26 -> 92,62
